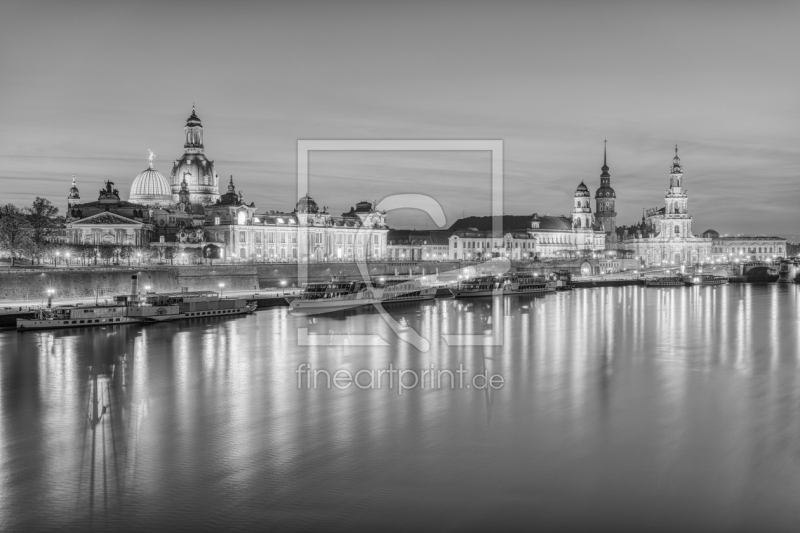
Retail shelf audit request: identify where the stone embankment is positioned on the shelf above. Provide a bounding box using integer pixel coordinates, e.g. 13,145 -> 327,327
0,262 -> 462,302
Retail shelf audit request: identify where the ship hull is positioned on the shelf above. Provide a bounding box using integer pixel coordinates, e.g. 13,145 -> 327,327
289,298 -> 382,313
17,316 -> 142,331
382,287 -> 438,303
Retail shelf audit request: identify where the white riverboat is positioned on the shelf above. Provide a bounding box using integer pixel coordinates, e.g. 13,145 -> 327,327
289,279 -> 384,313
380,277 -> 437,303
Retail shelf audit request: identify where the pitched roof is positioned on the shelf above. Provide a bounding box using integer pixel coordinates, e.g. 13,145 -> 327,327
70,212 -> 142,225
449,214 -> 576,232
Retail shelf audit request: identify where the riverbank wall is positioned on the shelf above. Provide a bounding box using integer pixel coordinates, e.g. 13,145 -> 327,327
0,262 -> 463,301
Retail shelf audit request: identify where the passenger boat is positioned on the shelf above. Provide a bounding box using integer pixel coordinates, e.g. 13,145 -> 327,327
450,275 -> 502,298
137,291 -> 257,320
380,277 -> 437,303
16,304 -> 162,331
16,291 -> 256,331
501,273 -> 557,295
683,274 -> 729,286
288,279 -> 384,312
644,276 -> 685,287
451,273 -> 556,298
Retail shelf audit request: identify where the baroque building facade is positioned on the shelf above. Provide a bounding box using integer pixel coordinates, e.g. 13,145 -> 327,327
620,147 -> 711,266
63,106 -> 389,262
708,235 -> 787,262
448,179 -> 606,260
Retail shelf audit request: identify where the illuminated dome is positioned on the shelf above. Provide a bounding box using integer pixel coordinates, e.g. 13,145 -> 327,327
129,157 -> 173,207
169,105 -> 219,207
295,194 -> 319,214
574,180 -> 590,198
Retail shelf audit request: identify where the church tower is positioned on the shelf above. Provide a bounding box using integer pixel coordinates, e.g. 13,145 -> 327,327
594,141 -> 617,243
170,105 -> 220,208
658,145 -> 693,238
572,181 -> 593,230
67,175 -> 81,207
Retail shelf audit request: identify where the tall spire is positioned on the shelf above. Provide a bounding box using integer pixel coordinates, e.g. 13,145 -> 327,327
671,144 -> 683,174
601,139 -> 610,177
227,175 -> 235,194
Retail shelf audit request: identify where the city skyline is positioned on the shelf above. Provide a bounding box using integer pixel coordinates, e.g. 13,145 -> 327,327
1,0 -> 798,234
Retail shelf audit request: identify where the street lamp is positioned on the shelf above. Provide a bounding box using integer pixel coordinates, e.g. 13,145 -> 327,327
55,251 -> 60,266
219,282 -> 225,296
280,280 -> 286,296
65,252 -> 71,266
145,285 -> 151,294
46,288 -> 54,308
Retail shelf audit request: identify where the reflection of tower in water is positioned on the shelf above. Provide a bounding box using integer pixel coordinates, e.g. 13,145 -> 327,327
76,327 -> 139,527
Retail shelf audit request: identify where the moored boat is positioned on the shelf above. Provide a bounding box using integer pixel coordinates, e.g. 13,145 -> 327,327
450,275 -> 502,298
452,273 -> 557,298
683,274 -> 729,286
16,304 -> 154,331
644,276 -> 685,287
380,277 -> 437,303
137,291 -> 257,320
289,279 -> 384,313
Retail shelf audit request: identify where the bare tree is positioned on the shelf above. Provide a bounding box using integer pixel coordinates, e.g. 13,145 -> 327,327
0,204 -> 33,266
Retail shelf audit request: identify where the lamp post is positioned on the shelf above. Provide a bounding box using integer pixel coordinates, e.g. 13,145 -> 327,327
219,283 -> 225,297
65,252 -> 71,266
55,251 -> 60,266
280,280 -> 286,296
46,288 -> 54,308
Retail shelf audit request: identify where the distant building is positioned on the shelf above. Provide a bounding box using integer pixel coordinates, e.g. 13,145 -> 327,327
62,106 -> 389,262
620,147 -> 712,266
447,180 -> 605,260
65,178 -> 203,247
710,235 -> 787,262
386,230 -> 451,261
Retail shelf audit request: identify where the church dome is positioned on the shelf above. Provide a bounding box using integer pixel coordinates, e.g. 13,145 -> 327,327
574,181 -> 590,198
129,166 -> 173,206
295,194 -> 319,214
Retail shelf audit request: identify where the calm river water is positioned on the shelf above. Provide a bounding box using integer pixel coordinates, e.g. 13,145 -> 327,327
1,284 -> 799,532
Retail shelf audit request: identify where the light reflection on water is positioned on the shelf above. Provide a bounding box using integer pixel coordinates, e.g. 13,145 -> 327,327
1,284 -> 799,531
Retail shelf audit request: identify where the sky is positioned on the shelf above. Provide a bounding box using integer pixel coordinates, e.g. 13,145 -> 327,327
0,0 -> 798,235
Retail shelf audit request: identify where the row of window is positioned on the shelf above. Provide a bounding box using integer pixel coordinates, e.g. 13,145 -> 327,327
712,246 -> 784,254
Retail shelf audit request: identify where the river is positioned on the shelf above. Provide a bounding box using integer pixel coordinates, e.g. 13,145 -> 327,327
1,284 -> 799,531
